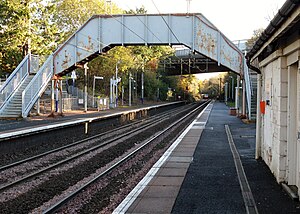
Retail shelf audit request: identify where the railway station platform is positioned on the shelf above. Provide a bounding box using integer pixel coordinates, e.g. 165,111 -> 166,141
1,101 -> 299,213
114,101 -> 300,214
0,102 -> 162,134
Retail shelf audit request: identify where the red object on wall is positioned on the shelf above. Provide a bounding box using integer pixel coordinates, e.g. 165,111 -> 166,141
260,101 -> 266,114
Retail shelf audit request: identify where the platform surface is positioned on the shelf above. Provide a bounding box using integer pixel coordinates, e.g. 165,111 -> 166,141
1,101 -> 299,213
115,101 -> 300,214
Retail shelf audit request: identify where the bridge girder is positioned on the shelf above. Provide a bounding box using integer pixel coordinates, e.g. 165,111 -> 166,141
53,13 -> 244,76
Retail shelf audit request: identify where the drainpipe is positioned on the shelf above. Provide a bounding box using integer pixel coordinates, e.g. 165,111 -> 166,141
256,74 -> 262,159
246,56 -> 261,74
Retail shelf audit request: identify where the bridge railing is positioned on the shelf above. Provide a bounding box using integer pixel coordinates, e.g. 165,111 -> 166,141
22,55 -> 53,117
0,55 -> 31,111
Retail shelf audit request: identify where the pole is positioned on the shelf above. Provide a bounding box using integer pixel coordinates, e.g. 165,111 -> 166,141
116,62 -> 118,107
236,76 -> 240,111
225,82 -> 228,103
129,73 -> 132,106
84,63 -> 88,112
59,80 -> 63,115
27,2 -> 31,56
255,74 -> 262,159
110,78 -> 113,107
51,80 -> 55,114
242,79 -> 246,116
141,70 -> 144,104
92,76 -> 95,108
122,85 -> 124,106
55,86 -> 59,112
186,0 -> 191,14
219,78 -> 222,100
37,98 -> 40,115
231,76 -> 234,100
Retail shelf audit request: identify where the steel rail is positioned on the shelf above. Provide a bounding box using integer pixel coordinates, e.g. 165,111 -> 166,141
0,103 -> 191,171
43,100 -> 210,213
0,104 -> 195,192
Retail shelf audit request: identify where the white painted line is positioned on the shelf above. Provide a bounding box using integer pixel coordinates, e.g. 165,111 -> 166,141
191,126 -> 205,129
113,102 -> 212,214
225,125 -> 259,214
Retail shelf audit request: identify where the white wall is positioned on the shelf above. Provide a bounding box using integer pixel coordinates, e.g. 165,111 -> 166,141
260,55 -> 288,183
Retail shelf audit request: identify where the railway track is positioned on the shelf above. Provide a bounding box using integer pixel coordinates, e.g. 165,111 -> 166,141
0,101 -> 210,213
0,103 -> 191,190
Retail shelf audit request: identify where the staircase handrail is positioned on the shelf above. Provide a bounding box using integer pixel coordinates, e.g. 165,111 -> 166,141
0,55 -> 30,110
22,55 -> 54,118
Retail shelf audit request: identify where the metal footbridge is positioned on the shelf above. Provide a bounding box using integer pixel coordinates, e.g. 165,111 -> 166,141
0,13 -> 251,118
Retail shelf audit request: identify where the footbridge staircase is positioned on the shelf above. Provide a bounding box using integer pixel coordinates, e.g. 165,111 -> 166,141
0,13 -> 251,118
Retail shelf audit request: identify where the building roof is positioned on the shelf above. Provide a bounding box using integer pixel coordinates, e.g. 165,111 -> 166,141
247,0 -> 299,60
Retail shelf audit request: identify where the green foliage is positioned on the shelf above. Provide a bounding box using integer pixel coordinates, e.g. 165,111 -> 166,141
0,1 -> 196,102
0,0 -> 62,75
246,28 -> 264,50
54,0 -> 122,39
125,6 -> 147,14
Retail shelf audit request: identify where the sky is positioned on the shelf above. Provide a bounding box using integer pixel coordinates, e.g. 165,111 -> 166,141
113,0 -> 286,41
112,0 -> 286,80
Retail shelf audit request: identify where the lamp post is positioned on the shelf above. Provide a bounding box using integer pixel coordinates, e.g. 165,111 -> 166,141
141,62 -> 144,104
92,76 -> 103,108
129,73 -> 132,106
84,63 -> 89,112
115,60 -> 121,107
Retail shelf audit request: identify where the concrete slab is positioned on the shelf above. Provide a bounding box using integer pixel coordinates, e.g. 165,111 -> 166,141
167,156 -> 193,163
179,138 -> 200,146
127,197 -> 174,214
140,185 -> 180,198
150,176 -> 185,186
170,151 -> 194,157
162,161 -> 191,169
172,146 -> 196,153
184,130 -> 203,137
157,167 -> 188,177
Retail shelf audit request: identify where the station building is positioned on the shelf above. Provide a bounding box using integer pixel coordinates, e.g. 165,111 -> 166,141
247,0 -> 300,196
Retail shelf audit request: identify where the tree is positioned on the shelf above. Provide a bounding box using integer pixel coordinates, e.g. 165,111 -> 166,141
54,0 -> 122,38
125,6 -> 147,15
246,28 -> 264,50
0,0 -> 63,75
